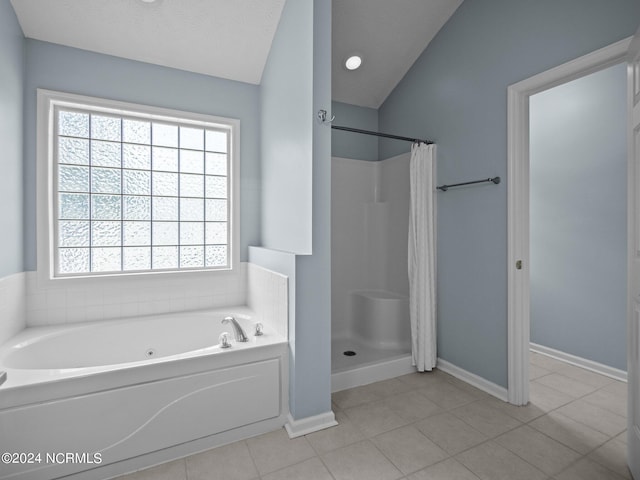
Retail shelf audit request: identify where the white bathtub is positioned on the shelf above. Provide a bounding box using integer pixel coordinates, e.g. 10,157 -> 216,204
0,307 -> 288,480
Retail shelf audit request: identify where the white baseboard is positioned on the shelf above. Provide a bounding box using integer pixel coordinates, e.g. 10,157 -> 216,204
530,343 -> 627,382
284,411 -> 338,438
437,358 -> 509,402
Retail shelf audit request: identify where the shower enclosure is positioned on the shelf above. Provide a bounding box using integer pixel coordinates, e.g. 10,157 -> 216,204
331,152 -> 414,391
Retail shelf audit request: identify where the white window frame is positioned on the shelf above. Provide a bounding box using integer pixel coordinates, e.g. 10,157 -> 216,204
36,89 -> 240,285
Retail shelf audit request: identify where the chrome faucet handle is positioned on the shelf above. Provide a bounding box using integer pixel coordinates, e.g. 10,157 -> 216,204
219,332 -> 232,349
254,323 -> 264,336
221,316 -> 249,342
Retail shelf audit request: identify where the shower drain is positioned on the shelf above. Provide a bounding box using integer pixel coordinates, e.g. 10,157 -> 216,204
343,350 -> 356,357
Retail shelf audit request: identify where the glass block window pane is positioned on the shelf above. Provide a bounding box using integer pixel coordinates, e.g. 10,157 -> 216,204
123,144 -> 151,170
91,115 -> 121,142
123,119 -> 150,144
92,195 -> 121,220
59,137 -> 89,165
123,247 -> 151,271
206,130 -> 227,153
54,105 -> 232,276
153,123 -> 178,147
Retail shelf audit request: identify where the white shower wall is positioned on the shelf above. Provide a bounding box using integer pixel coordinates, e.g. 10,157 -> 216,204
331,153 -> 410,342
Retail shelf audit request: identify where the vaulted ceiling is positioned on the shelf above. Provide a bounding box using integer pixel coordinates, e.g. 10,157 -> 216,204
10,0 -> 462,108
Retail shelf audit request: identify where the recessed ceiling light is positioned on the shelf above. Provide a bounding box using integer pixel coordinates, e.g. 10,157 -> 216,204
140,0 -> 157,3
345,55 -> 362,71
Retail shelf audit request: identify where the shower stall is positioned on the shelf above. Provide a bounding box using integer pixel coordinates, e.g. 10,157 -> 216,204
331,149 -> 415,391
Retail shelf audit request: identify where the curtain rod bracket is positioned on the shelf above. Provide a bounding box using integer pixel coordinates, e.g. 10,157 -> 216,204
317,109 -> 335,124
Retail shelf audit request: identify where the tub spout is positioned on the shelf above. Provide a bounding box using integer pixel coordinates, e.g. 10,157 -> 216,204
221,316 -> 249,342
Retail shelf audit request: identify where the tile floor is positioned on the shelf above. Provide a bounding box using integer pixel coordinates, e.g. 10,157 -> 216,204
116,352 -> 630,480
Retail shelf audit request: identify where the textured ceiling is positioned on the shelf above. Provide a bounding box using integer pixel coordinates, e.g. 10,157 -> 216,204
332,0 -> 463,108
10,0 -> 286,85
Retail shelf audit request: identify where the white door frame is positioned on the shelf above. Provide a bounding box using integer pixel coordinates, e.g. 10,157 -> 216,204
507,37 -> 632,405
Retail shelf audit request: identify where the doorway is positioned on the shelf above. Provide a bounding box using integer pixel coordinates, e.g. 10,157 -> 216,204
507,37 -> 631,405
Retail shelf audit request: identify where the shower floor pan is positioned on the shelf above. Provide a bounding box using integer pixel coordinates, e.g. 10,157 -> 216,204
331,337 -> 414,392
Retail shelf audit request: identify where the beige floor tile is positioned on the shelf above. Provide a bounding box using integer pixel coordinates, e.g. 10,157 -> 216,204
602,380 -> 627,396
533,373 -> 598,398
383,390 -> 443,422
115,459 -> 186,480
555,457 -> 628,480
581,388 -> 627,417
333,384 -> 385,409
529,381 -> 575,412
615,430 -> 628,445
530,364 -> 551,380
556,399 -> 626,437
588,438 -> 632,479
322,440 -> 403,480
439,376 -> 488,400
415,413 -> 488,455
343,400 -> 409,437
397,372 -> 450,390
494,425 -> 581,476
260,457 -> 333,480
419,382 -> 478,410
372,425 -> 449,475
455,441 -> 547,480
407,458 -> 481,480
306,415 -> 365,455
529,353 -> 566,371
365,377 -> 416,397
449,401 -> 521,438
185,441 -> 258,480
478,396 -> 546,423
528,411 -> 609,454
245,428 -> 316,475
556,364 -> 615,388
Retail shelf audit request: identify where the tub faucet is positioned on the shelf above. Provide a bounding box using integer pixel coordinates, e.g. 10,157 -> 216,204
222,316 -> 249,342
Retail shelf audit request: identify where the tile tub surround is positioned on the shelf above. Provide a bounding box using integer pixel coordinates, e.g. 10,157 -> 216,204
0,272 -> 26,345
115,354 -> 630,480
22,262 -> 287,333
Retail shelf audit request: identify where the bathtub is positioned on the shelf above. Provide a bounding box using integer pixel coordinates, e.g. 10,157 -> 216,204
350,290 -> 410,351
0,307 -> 288,480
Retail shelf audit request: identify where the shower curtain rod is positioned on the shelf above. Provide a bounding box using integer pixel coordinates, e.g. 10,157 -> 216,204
331,125 -> 433,145
436,176 -> 501,192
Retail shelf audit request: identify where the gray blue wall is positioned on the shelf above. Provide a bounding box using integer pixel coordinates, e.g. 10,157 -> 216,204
379,0 -> 640,387
331,101 -> 378,161
530,63 -> 627,371
259,0 -> 332,420
23,39 -> 260,269
260,0 -> 313,254
0,0 -> 25,277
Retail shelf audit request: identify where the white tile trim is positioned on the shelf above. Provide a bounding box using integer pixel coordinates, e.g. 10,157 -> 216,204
284,411 -> 338,438
530,342 -> 627,382
436,357 -> 508,402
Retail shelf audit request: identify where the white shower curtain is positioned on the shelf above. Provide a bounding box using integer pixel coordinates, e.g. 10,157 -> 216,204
408,142 -> 436,372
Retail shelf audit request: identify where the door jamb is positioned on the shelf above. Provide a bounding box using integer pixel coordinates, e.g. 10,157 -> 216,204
507,37 -> 631,405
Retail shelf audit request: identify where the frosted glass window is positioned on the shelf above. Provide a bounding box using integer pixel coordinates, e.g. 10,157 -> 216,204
92,195 -> 121,220
91,115 -> 121,142
123,144 -> 151,170
153,123 -> 178,147
59,137 -> 89,165
123,119 -> 150,144
53,104 -> 233,276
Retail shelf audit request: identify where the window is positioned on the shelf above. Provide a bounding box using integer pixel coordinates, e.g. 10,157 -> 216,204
38,90 -> 239,279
